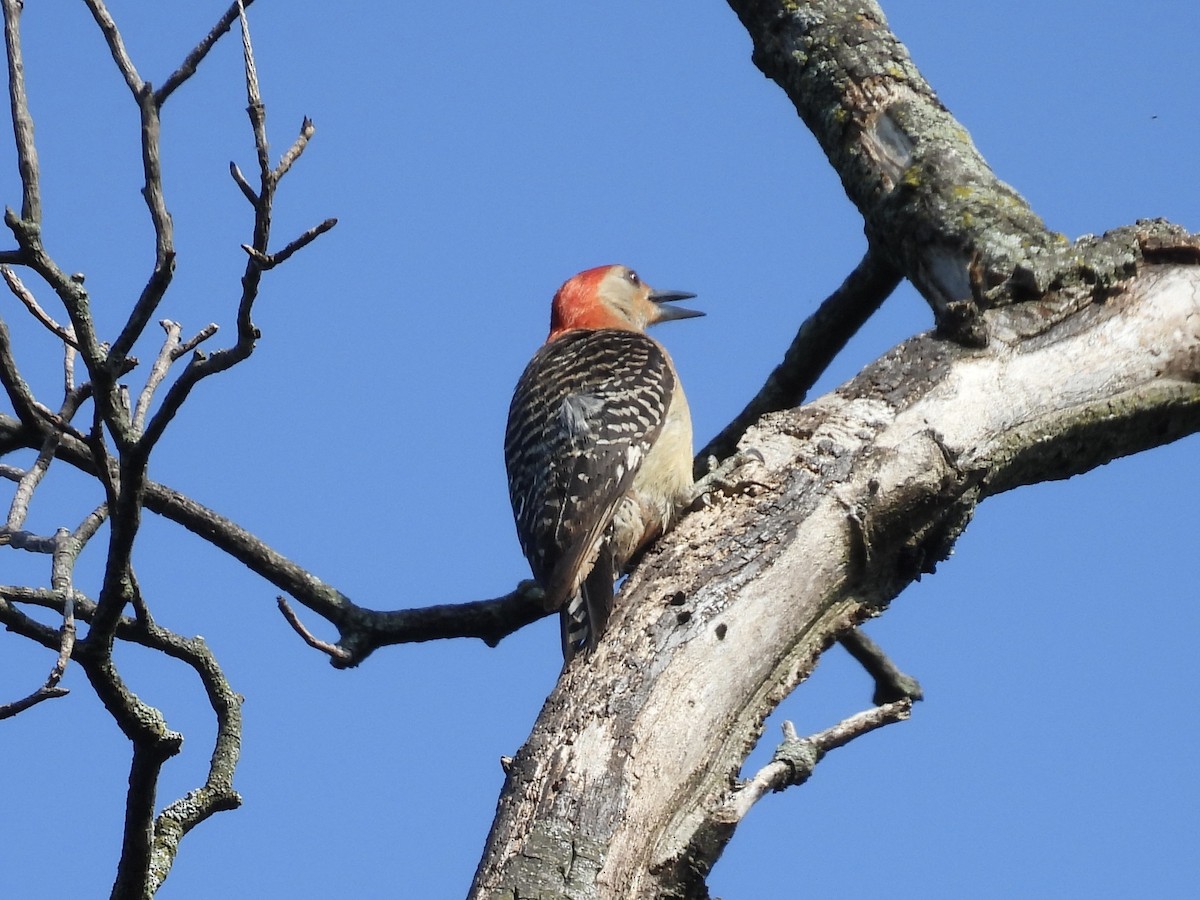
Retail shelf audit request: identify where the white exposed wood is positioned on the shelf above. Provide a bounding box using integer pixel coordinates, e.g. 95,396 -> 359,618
470,263 -> 1200,899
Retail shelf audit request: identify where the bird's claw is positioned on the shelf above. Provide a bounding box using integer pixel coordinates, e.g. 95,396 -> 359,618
689,448 -> 770,510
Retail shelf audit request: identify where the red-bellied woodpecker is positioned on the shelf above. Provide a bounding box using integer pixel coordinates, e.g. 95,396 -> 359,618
505,264 -> 702,661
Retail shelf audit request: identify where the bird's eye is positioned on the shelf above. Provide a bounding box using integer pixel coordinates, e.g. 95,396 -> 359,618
626,269 -> 640,286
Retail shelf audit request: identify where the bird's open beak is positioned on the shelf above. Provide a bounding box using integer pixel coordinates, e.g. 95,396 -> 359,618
648,288 -> 703,323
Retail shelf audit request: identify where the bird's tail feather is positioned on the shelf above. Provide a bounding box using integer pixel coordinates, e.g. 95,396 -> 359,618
560,545 -> 616,662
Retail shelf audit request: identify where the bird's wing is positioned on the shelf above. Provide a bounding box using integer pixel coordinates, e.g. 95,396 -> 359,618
504,328 -> 674,613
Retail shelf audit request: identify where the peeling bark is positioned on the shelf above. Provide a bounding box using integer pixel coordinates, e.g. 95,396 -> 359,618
466,1 -> 1200,892
470,254 -> 1200,899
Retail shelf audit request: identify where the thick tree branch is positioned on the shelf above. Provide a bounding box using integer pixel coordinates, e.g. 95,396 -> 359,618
470,240 -> 1200,897
724,0 -> 1073,337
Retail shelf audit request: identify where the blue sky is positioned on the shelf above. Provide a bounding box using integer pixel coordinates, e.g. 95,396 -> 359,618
2,3 -> 1197,898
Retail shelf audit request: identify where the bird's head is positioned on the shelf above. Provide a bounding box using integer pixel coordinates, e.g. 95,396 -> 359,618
548,264 -> 701,340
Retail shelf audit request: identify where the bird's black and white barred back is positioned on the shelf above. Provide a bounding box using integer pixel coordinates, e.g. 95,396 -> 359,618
505,329 -> 674,653
504,264 -> 701,662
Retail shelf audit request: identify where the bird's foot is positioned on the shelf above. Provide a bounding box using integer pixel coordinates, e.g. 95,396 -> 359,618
689,448 -> 770,510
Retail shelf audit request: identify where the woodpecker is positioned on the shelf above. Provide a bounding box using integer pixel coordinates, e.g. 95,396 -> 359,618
505,264 -> 702,661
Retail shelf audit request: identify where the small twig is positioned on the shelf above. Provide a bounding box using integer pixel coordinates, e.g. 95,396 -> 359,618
277,596 -> 353,663
839,628 -> 924,705
719,701 -> 913,825
237,1 -> 270,180
81,0 -> 144,95
126,580 -> 151,634
108,94 -> 176,362
0,313 -> 43,426
273,117 -> 315,183
240,217 -> 338,270
72,503 -> 108,546
64,341 -> 76,394
155,0 -> 260,107
228,161 -> 258,204
134,320 -> 183,432
0,529 -> 79,720
6,388 -> 87,530
0,683 -> 69,719
1,265 -> 80,347
1,529 -> 56,552
174,323 -> 219,360
47,528 -> 78,687
2,0 -> 42,222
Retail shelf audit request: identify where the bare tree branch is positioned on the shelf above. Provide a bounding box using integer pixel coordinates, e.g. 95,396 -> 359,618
839,627 -> 924,705
237,1 -> 269,181
155,0 -> 261,107
724,0 -> 1069,335
1,0 -> 40,223
81,0 -> 143,95
277,596 -> 352,663
0,529 -> 81,719
138,5 -> 335,457
1,265 -> 78,346
718,702 -> 913,826
133,320 -> 182,433
5,389 -> 86,532
274,116 -> 316,183
0,311 -> 40,426
228,160 -> 257,204
240,216 -> 338,270
698,243 -> 902,467
174,322 -> 219,359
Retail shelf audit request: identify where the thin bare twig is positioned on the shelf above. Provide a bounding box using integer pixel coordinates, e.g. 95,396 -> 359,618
134,320 -> 182,432
174,323 -> 219,359
0,312 -> 40,426
839,627 -> 924,705
2,0 -> 41,222
237,1 -> 270,180
64,341 -> 76,394
274,117 -> 315,182
6,388 -> 86,530
72,503 -> 108,546
0,529 -> 79,719
109,94 -> 175,362
1,265 -> 79,346
81,0 -> 144,95
228,161 -> 257,204
277,596 -> 352,663
155,0 -> 260,107
719,701 -> 914,825
0,683 -> 69,718
241,217 -> 338,270
139,3 -> 335,455
47,529 -> 78,686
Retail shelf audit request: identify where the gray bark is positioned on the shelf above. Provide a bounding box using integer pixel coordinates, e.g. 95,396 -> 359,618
467,1 -> 1200,896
